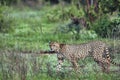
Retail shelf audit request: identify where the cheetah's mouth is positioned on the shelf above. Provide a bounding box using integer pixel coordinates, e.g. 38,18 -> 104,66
50,48 -> 56,52
50,49 -> 59,53
49,49 -> 59,53
50,49 -> 54,52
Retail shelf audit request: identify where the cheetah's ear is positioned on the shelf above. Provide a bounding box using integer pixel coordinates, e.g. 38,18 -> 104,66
60,44 -> 65,49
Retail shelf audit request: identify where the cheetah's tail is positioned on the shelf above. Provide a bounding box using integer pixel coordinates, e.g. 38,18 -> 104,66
105,47 -> 120,67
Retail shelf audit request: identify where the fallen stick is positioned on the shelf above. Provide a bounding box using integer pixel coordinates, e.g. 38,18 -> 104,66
20,50 -> 57,54
38,50 -> 57,54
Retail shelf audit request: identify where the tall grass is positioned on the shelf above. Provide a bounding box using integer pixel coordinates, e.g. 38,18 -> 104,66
0,5 -> 120,80
0,7 -> 96,51
0,51 -> 120,80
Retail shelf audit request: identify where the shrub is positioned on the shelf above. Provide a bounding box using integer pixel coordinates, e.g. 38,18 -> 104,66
79,29 -> 98,40
55,22 -> 98,40
0,6 -> 14,33
110,17 -> 120,38
91,15 -> 120,38
91,15 -> 111,38
46,4 -> 84,22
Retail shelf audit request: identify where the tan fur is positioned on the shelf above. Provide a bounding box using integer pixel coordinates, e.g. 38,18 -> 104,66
49,41 -> 119,72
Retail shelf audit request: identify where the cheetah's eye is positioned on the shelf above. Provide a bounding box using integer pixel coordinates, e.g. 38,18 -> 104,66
53,45 -> 56,46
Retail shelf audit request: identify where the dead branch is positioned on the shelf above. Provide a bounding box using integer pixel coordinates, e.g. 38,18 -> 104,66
20,50 -> 57,54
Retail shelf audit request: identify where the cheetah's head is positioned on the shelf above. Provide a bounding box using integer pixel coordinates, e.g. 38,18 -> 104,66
49,42 -> 64,52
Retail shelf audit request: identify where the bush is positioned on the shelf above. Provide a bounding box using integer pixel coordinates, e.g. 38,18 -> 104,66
55,22 -> 97,40
91,15 -> 111,38
0,6 -> 14,33
91,16 -> 112,37
79,29 -> 98,40
91,15 -> 120,38
110,17 -> 120,38
46,4 -> 84,22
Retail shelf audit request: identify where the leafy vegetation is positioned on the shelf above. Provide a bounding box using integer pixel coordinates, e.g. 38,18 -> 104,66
99,0 -> 120,14
0,6 -> 14,33
0,0 -> 120,80
0,51 -> 120,80
91,15 -> 120,38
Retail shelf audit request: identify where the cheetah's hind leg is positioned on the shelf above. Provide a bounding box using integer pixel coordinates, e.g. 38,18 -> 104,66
95,60 -> 110,73
71,60 -> 80,72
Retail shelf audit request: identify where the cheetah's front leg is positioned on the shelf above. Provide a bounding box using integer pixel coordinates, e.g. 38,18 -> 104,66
56,53 -> 64,71
71,61 -> 79,71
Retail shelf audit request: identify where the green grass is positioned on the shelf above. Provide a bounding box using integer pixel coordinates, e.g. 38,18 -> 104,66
0,5 -> 120,80
0,5 -> 98,51
0,8 -> 54,51
1,5 -> 119,51
0,51 -> 120,80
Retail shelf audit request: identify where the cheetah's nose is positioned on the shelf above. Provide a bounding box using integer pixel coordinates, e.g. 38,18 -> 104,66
50,48 -> 54,51
50,50 -> 54,51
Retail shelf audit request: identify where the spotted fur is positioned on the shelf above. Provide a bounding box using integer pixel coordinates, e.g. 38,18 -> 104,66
49,41 -> 119,72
